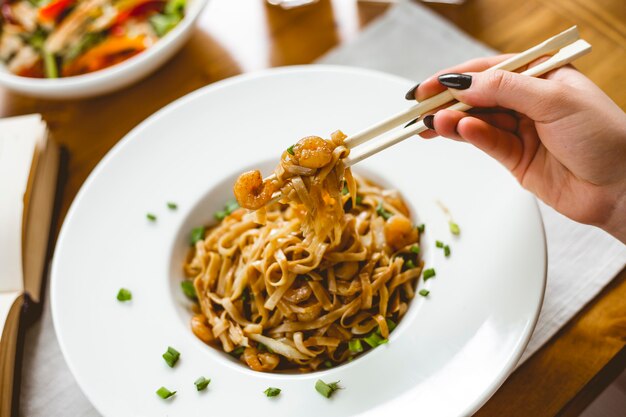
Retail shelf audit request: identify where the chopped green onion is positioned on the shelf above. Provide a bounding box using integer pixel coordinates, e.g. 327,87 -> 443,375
264,387 -> 281,397
156,386 -> 176,399
181,280 -> 197,299
444,245 -> 451,257
410,244 -> 420,254
287,145 -> 295,155
146,213 -> 157,221
315,380 -> 341,398
423,268 -> 436,280
405,259 -> 416,269
43,50 -> 58,79
385,318 -> 397,332
215,200 -> 240,221
190,226 -> 205,244
419,289 -> 430,297
363,332 -> 387,348
355,195 -> 363,205
348,339 -> 363,353
342,184 -> 349,195
230,346 -> 245,358
324,360 -> 333,368
162,346 -> 180,368
194,376 -> 210,391
167,201 -> 178,210
376,201 -> 392,221
225,199 -> 239,213
417,223 -> 425,233
449,221 -> 461,235
116,288 -> 132,302
435,240 -> 444,248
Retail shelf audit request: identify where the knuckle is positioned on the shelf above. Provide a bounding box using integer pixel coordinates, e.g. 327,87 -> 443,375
487,70 -> 515,92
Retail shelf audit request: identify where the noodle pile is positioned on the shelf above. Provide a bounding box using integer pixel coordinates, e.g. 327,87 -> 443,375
183,131 -> 423,372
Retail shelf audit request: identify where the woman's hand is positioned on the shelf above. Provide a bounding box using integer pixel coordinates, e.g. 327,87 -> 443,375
406,55 -> 626,243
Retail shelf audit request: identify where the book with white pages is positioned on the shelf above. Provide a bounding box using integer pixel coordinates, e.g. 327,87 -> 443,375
0,114 -> 61,417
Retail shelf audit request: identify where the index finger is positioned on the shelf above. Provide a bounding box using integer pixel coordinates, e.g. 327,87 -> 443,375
410,54 -> 515,101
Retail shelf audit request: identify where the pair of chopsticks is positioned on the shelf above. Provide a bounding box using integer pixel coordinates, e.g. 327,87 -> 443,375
266,26 -> 590,201
344,26 -> 589,166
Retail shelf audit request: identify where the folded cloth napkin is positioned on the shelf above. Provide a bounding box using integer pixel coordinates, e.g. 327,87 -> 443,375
20,2 -> 626,416
318,0 -> 626,366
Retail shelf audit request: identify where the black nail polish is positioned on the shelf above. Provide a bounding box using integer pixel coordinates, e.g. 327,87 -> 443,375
438,73 -> 472,90
404,83 -> 420,100
423,115 -> 435,130
405,118 -> 418,128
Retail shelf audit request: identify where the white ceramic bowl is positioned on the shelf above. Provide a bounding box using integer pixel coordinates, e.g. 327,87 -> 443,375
0,0 -> 208,99
51,66 -> 546,417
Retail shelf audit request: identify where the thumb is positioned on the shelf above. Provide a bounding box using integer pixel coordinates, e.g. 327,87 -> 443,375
439,70 -> 568,122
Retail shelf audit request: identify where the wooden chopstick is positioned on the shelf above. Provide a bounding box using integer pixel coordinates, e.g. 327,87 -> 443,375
343,26 -> 580,149
344,39 -> 592,167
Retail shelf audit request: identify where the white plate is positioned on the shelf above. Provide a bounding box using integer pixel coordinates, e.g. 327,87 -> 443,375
51,66 -> 546,417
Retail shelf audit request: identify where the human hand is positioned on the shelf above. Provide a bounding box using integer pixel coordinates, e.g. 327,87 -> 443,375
406,55 -> 626,243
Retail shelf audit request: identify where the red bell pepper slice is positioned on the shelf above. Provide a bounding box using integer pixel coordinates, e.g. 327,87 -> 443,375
38,0 -> 75,22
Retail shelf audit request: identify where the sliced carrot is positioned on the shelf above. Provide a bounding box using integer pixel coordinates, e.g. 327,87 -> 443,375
62,35 -> 147,76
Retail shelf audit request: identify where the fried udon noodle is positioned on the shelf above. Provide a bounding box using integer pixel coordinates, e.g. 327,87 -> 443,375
183,130 -> 423,372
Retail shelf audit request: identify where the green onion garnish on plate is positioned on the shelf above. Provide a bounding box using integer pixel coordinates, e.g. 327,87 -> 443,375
423,268 -> 436,280
146,213 -> 157,222
419,289 -> 430,297
315,380 -> 341,398
162,346 -> 180,368
156,386 -> 176,399
116,288 -> 132,302
264,387 -> 281,397
449,221 -> 461,235
194,376 -> 210,391
167,201 -> 178,210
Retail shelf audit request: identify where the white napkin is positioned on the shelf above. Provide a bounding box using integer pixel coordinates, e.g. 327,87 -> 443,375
20,2 -> 626,416
318,0 -> 626,366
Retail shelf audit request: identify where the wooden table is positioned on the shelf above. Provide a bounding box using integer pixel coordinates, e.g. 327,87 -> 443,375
2,0 -> 625,415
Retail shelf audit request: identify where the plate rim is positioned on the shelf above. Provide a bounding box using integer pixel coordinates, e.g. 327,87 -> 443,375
50,64 -> 547,417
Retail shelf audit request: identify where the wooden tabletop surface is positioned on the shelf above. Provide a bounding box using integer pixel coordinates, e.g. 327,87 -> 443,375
2,0 -> 625,415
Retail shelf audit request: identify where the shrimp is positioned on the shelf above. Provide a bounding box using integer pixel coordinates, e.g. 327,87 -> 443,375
191,314 -> 214,344
233,170 -> 275,210
293,136 -> 333,169
384,214 -> 418,251
243,347 -> 280,371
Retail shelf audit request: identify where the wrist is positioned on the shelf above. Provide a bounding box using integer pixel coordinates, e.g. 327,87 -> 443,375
602,182 -> 626,244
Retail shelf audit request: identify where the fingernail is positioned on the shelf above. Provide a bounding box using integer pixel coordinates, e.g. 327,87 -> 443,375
438,73 -> 472,90
404,83 -> 420,100
404,118 -> 418,128
423,115 -> 435,130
